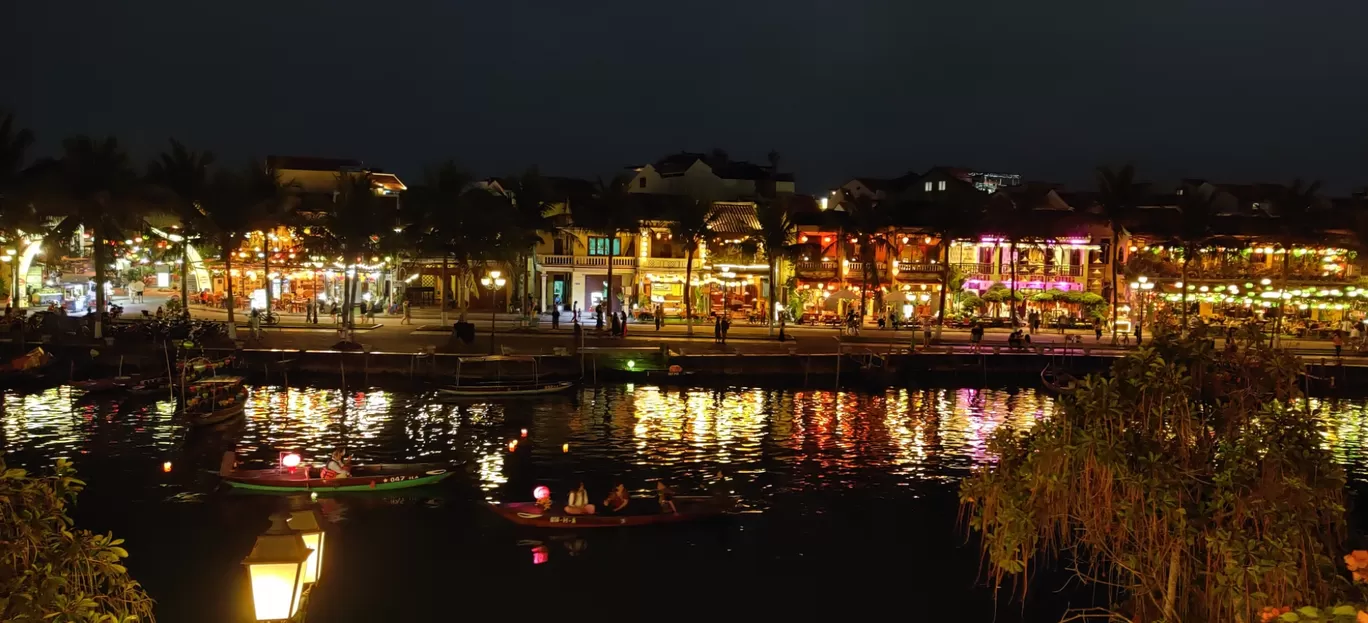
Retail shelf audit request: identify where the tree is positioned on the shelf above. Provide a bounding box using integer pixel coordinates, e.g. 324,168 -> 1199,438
1096,165 -> 1142,344
1175,183 -> 1217,334
0,113 -> 37,307
1269,179 -> 1323,347
754,195 -> 796,336
302,173 -> 385,341
0,111 -> 34,197
498,169 -> 556,309
405,162 -> 475,324
146,139 -> 215,315
961,336 -> 1355,622
667,195 -> 718,335
573,176 -> 638,315
34,136 -> 142,339
201,162 -> 289,338
841,191 -> 897,324
1,457 -> 157,621
914,191 -> 984,338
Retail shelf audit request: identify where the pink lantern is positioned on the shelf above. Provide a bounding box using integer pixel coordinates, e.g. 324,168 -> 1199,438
533,485 -> 550,501
281,453 -> 302,469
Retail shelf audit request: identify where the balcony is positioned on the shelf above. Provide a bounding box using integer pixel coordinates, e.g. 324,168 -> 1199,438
796,261 -> 838,279
954,262 -> 1088,286
640,257 -> 688,271
536,255 -> 639,270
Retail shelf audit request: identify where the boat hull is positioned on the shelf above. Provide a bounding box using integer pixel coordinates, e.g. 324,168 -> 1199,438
438,380 -> 575,398
489,496 -> 731,528
223,464 -> 455,492
189,402 -> 246,427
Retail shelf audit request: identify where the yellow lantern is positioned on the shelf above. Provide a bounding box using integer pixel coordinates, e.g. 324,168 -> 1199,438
242,512 -> 312,621
287,508 -> 327,585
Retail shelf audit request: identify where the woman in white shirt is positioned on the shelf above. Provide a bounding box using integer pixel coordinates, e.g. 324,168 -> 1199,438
564,482 -> 596,515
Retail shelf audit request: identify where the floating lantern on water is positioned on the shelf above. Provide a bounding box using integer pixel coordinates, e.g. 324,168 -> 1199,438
507,440 -> 518,452
562,443 -> 570,453
534,485 -> 550,501
520,428 -> 528,438
162,461 -> 172,473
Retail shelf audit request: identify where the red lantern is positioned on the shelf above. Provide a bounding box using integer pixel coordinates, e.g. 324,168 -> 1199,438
533,485 -> 550,501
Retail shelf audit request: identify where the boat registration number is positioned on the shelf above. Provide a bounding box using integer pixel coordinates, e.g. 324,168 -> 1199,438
549,516 -> 576,524
383,475 -> 417,483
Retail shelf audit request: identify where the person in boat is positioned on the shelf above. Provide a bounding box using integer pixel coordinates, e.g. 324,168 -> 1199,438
656,481 -> 678,514
321,449 -> 352,479
602,484 -> 630,512
565,482 -> 596,515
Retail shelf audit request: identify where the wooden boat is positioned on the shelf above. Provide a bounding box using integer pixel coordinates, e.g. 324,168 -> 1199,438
438,380 -> 575,398
439,355 -> 575,398
184,376 -> 248,427
1041,364 -> 1079,394
222,463 -> 456,492
72,375 -> 139,395
126,377 -> 172,399
0,348 -> 56,389
488,495 -> 733,529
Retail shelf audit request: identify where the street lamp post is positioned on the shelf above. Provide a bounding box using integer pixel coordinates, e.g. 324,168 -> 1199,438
3,248 -> 16,308
480,270 -> 506,354
242,512 -> 312,622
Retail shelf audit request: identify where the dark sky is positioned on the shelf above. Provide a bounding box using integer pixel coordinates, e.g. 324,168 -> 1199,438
4,0 -> 1367,192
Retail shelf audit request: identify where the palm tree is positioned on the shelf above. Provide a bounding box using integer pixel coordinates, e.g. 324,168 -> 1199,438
405,162 -> 474,323
0,113 -> 36,306
985,193 -> 1028,324
146,139 -> 216,315
754,195 -> 796,336
911,190 -> 983,339
1269,179 -> 1323,346
499,169 -> 556,309
573,176 -> 638,316
1175,184 -> 1217,335
316,173 -> 385,339
668,196 -> 719,335
1096,165 -> 1142,343
841,192 -> 898,324
201,162 -> 289,338
32,136 -> 141,339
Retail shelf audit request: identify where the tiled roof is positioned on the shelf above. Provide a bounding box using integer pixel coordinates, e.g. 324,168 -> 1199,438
708,202 -> 761,235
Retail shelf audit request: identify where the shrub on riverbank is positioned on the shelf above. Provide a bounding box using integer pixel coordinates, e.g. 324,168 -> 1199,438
961,336 -> 1367,621
0,457 -> 155,622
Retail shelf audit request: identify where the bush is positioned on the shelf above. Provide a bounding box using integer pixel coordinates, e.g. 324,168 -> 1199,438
0,457 -> 156,621
961,337 -> 1364,621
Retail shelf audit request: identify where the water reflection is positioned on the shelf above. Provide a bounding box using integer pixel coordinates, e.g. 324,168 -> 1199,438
6,384 -> 1368,502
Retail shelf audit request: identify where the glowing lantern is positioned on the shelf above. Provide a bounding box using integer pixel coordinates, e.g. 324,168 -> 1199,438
520,428 -> 528,437
286,508 -> 326,585
242,512 -> 312,622
281,453 -> 302,469
507,440 -> 518,452
162,461 -> 172,473
562,443 -> 570,453
533,486 -> 551,501
532,545 -> 549,565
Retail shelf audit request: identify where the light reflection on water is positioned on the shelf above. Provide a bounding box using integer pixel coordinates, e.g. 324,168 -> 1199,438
7,385 -> 1368,501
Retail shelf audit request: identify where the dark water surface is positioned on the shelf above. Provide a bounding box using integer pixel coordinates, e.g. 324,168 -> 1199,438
5,384 -> 1368,622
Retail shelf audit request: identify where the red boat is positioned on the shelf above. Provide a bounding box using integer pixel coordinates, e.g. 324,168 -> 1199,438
488,496 -> 733,529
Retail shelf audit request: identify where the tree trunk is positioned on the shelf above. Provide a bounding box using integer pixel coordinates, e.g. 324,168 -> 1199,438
936,238 -> 950,340
605,235 -> 616,316
342,263 -> 355,341
1181,246 -> 1190,336
1009,239 -> 1018,325
767,262 -> 777,337
1271,246 -> 1291,348
93,226 -> 106,340
225,250 -> 237,340
263,249 -> 272,321
180,220 -> 191,318
685,248 -> 695,336
1111,231 -> 1121,344
440,255 -> 450,324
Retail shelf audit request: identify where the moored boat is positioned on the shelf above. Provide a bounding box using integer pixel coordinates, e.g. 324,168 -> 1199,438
1041,364 -> 1078,394
183,376 -> 249,427
438,355 -> 575,399
222,463 -> 457,492
72,375 -> 139,395
437,380 -> 575,398
488,495 -> 733,529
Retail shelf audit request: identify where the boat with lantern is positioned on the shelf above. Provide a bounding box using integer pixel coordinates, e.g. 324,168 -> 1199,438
184,376 -> 249,426
437,355 -> 575,398
488,495 -> 734,529
219,452 -> 457,492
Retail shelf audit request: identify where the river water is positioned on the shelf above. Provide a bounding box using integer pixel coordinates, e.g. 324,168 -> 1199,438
5,384 -> 1368,621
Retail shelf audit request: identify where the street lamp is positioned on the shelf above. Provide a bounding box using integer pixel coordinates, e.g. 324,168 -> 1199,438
287,508 -> 327,586
480,270 -> 506,354
242,512 -> 312,622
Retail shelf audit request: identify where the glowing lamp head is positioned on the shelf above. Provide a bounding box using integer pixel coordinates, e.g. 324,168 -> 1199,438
162,461 -> 172,473
562,443 -> 570,453
520,428 -> 528,437
287,508 -> 327,585
626,360 -> 636,370
242,512 -> 312,621
534,485 -> 551,501
281,453 -> 302,469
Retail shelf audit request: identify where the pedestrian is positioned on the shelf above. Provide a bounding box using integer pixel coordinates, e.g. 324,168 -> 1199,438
1134,326 -> 1143,345
402,299 -> 412,325
778,312 -> 786,342
550,302 -> 559,329
330,302 -> 339,324
1334,331 -> 1344,358
620,310 -> 628,338
721,315 -> 730,345
970,322 -> 984,353
1094,319 -> 1103,341
249,308 -> 262,340
609,310 -> 620,337
595,304 -> 604,331
304,299 -> 314,323
572,301 -> 579,320
713,314 -> 722,344
655,304 -> 663,331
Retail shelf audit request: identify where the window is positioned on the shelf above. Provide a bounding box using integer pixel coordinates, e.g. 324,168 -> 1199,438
924,181 -> 933,192
937,180 -> 947,191
588,237 -> 622,256
638,177 -> 647,189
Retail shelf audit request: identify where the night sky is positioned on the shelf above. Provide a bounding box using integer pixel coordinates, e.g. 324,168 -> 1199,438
4,0 -> 1367,191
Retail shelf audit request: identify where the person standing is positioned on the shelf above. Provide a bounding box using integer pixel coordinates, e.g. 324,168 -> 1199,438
550,302 -> 560,330
305,298 -> 315,324
401,299 -> 412,325
249,308 -> 262,340
721,314 -> 730,345
655,304 -> 663,331
1334,331 -> 1344,359
713,314 -> 722,344
970,322 -> 984,353
595,303 -> 604,331
620,310 -> 628,338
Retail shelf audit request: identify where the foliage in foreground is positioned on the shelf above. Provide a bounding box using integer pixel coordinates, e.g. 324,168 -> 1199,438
0,457 -> 155,622
961,337 -> 1366,622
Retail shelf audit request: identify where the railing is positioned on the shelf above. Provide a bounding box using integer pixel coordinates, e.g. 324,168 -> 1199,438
640,257 -> 687,270
536,254 -> 639,270
895,263 -> 941,273
796,261 -> 838,277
